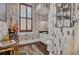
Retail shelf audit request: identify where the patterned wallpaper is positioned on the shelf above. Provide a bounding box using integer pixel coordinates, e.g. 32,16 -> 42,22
7,3 -> 38,40
49,3 -> 79,55
6,3 -> 79,55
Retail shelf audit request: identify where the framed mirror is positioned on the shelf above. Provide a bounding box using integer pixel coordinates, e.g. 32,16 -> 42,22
39,14 -> 48,34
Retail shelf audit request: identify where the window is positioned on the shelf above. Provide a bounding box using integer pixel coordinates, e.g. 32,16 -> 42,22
19,3 -> 32,32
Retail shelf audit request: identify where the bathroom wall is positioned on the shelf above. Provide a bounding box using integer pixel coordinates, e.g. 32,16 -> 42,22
74,4 -> 79,55
34,3 -> 78,55
7,3 -> 39,41
48,3 -> 79,55
6,3 -> 42,54
6,3 -> 79,55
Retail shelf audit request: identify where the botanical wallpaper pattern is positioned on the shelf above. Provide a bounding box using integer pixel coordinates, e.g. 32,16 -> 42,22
6,3 -> 79,55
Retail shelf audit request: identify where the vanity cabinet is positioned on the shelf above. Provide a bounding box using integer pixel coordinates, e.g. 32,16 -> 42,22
0,40 -> 17,55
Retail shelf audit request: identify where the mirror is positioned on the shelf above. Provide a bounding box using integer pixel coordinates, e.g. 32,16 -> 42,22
0,3 -> 7,41
0,3 -> 7,22
39,14 -> 48,34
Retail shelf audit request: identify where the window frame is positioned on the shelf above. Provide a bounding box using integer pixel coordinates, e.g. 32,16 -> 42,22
19,3 -> 33,32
